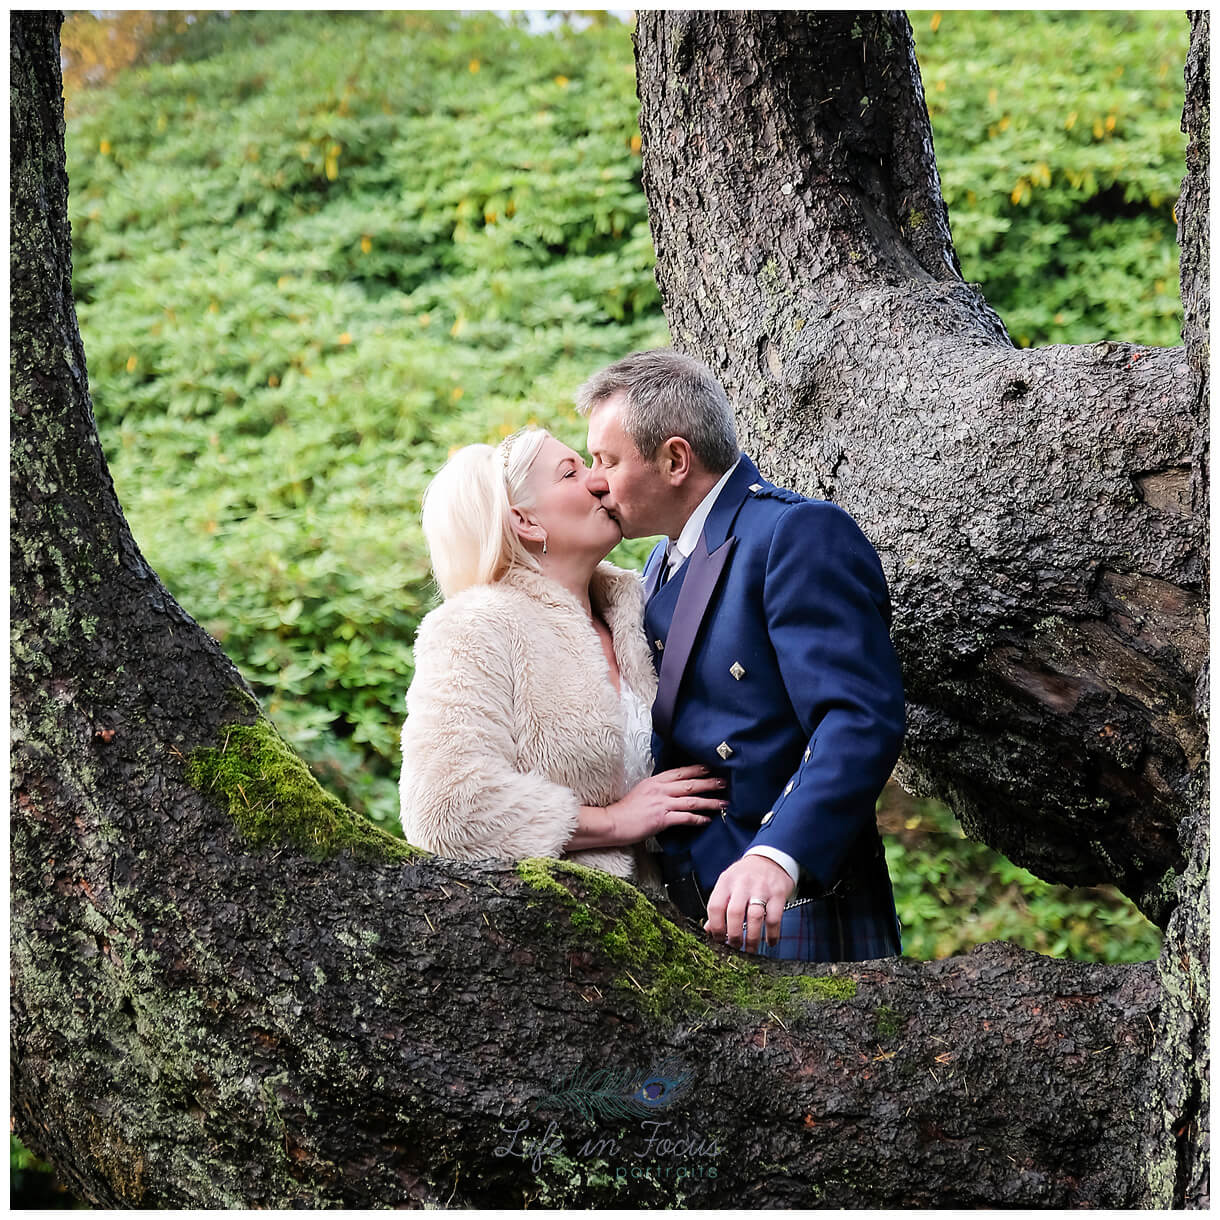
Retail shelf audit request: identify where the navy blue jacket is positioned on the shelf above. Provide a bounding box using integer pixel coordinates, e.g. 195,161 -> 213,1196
643,454 -> 904,896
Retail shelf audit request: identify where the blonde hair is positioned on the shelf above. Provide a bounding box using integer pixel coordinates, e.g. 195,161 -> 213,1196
421,427 -> 550,598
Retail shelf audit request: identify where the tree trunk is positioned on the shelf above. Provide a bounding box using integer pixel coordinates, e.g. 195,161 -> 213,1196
10,9 -> 1207,1209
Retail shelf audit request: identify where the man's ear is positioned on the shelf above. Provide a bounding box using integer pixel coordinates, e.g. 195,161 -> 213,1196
657,437 -> 695,486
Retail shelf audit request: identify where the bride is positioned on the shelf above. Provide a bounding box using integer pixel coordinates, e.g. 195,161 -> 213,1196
398,426 -> 726,880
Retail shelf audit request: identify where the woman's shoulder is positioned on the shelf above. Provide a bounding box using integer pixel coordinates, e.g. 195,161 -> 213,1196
415,582 -> 531,649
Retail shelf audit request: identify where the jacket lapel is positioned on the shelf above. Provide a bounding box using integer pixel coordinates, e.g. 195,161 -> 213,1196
651,456 -> 759,738
641,538 -> 668,602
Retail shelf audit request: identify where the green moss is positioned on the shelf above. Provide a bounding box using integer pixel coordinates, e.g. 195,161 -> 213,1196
187,720 -> 420,864
874,1003 -> 902,1040
515,857 -> 858,1024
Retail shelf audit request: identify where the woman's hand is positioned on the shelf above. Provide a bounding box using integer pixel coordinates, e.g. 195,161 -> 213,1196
611,766 -> 727,841
567,766 -> 727,851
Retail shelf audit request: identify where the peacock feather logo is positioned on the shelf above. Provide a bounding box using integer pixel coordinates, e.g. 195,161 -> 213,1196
533,1060 -> 692,1121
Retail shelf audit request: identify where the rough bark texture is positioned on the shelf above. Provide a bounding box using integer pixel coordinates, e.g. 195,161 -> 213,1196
1138,11 -> 1210,1208
9,9 -> 1207,1210
635,10 -> 1205,928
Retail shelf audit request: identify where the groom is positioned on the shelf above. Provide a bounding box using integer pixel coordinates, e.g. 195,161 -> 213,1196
578,349 -> 904,962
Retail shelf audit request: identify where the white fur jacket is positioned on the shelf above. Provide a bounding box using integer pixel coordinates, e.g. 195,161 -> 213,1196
399,562 -> 658,879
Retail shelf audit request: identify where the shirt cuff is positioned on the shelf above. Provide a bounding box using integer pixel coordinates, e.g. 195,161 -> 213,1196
745,845 -> 800,886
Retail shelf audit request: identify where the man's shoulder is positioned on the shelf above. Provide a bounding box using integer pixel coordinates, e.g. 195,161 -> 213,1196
735,477 -> 852,535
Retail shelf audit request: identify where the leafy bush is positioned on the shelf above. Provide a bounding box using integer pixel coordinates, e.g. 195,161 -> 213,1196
879,788 -> 1160,962
61,9 -> 1173,968
914,9 -> 1188,347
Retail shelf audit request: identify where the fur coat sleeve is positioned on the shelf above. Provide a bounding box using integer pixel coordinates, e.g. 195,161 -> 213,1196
398,563 -> 659,880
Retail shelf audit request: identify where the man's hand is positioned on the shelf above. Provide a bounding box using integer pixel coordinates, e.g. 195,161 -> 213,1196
703,855 -> 796,954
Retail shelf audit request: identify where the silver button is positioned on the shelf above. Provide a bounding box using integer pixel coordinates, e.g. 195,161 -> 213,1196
784,781 -> 794,796
716,741 -> 733,760
654,639 -> 664,651
729,661 -> 745,681
761,809 -> 774,826
749,483 -> 763,493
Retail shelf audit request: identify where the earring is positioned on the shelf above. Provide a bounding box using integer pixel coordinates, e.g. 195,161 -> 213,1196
542,538 -> 548,555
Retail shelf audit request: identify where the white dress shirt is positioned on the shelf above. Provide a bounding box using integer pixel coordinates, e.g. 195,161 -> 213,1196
666,460 -> 802,890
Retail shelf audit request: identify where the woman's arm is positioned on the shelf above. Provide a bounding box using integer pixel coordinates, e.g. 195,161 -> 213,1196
400,601 -> 584,860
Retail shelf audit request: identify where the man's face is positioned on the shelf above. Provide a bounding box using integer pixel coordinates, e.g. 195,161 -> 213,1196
585,394 -> 675,539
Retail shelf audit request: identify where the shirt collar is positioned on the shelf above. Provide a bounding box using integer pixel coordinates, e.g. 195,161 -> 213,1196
669,458 -> 741,566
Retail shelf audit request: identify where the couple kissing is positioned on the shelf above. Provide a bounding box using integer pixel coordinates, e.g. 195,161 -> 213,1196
399,348 -> 904,963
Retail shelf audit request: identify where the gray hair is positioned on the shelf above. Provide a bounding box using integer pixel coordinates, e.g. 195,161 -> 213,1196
574,348 -> 739,474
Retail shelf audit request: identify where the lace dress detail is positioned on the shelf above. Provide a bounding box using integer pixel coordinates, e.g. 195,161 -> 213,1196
620,683 -> 655,792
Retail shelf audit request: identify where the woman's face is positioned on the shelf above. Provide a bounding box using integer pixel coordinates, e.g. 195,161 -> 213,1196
519,435 -> 622,560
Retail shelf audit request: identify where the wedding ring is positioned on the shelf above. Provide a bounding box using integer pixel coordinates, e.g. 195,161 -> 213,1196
747,897 -> 768,910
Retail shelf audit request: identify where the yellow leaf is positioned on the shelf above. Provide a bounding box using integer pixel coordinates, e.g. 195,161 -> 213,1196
99,139 -> 111,155
469,58 -> 480,73
930,11 -> 941,32
360,235 -> 372,254
328,142 -> 342,157
484,209 -> 497,224
450,314 -> 466,339
450,386 -> 464,402
505,199 -> 517,218
1093,118 -> 1105,140
338,332 -> 352,346
935,79 -> 946,93
1105,114 -> 1116,132
629,134 -> 642,154
125,354 -> 137,372
325,154 -> 339,180
268,373 -> 280,387
1011,182 -> 1024,205
998,116 -> 1010,132
554,75 -> 570,88
208,301 -> 219,314
1065,111 -> 1077,130
419,312 -> 432,327
277,275 -> 292,290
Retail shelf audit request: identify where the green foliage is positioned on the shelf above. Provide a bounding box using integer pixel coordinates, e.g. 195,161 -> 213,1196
913,9 -> 1188,347
883,795 -> 1161,962
66,11 -> 666,826
63,10 -> 1182,966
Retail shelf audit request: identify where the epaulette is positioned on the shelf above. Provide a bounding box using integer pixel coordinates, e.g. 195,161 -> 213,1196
747,481 -> 805,505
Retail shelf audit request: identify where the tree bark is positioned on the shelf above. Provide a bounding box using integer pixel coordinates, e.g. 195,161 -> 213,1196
10,9 -> 1207,1209
634,10 -> 1206,927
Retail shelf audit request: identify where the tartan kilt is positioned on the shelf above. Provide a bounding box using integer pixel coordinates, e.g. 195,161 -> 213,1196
751,886 -> 902,963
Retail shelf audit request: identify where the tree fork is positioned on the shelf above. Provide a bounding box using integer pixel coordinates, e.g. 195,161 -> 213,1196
10,9 -> 1208,1208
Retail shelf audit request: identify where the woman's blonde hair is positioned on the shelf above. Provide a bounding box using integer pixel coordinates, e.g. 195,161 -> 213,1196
421,426 -> 550,599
